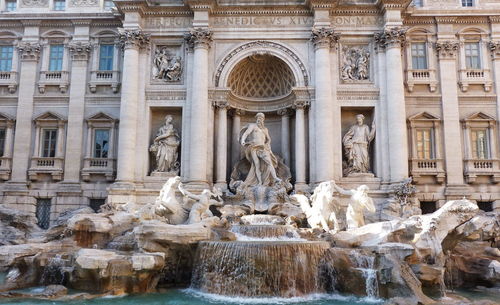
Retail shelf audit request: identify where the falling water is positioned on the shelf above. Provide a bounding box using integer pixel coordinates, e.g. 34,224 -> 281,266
40,254 -> 69,285
350,251 -> 379,298
230,225 -> 300,239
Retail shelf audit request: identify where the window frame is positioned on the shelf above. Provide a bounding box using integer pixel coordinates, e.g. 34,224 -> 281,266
415,127 -> 435,160
411,42 -> 428,70
48,44 -> 64,71
98,44 -> 114,71
461,0 -> 474,7
93,128 -> 110,159
5,0 -> 16,11
464,41 -> 481,70
0,45 -> 13,72
53,0 -> 65,11
41,128 -> 58,158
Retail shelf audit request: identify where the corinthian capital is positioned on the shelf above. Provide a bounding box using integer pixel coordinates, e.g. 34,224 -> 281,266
375,27 -> 407,49
68,41 -> 91,61
311,27 -> 339,50
489,41 -> 500,59
435,41 -> 459,59
185,28 -> 213,50
17,42 -> 41,61
118,28 -> 150,50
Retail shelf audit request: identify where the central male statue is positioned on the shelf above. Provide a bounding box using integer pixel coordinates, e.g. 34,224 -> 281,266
239,113 -> 281,187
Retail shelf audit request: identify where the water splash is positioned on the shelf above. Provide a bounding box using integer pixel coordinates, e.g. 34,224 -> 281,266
350,251 -> 379,298
40,254 -> 69,285
231,225 -> 305,241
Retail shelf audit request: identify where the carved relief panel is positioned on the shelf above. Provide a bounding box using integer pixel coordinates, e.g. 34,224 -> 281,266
340,45 -> 371,83
151,45 -> 184,84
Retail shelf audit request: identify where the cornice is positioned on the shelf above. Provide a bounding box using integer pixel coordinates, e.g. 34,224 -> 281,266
377,0 -> 412,12
307,0 -> 339,10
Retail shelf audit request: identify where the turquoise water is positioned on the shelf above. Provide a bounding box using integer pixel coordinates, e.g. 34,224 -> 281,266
0,289 -> 383,305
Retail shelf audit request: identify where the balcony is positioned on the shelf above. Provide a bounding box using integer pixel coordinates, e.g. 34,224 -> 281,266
458,69 -> 492,92
409,158 -> 445,184
28,157 -> 64,181
464,159 -> 500,184
0,71 -> 18,93
81,158 -> 115,181
38,71 -> 70,93
0,157 -> 12,180
89,70 -> 120,93
405,69 -> 437,92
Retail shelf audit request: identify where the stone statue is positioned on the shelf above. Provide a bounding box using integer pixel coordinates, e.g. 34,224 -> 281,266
178,183 -> 223,224
142,176 -> 188,224
332,182 -> 376,230
295,181 -> 341,233
342,114 -> 375,175
150,115 -> 180,174
152,48 -> 182,82
229,112 -> 292,212
341,46 -> 370,82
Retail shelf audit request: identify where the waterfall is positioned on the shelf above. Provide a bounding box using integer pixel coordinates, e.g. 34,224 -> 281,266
40,254 -> 69,285
350,251 -> 379,298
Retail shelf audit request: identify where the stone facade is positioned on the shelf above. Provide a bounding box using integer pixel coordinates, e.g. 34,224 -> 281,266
0,0 -> 499,225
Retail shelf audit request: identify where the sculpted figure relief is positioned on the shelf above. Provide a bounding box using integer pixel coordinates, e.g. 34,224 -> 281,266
332,182 -> 376,230
341,46 -> 370,82
343,114 -> 375,175
179,184 -> 223,224
152,48 -> 182,82
150,115 -> 180,174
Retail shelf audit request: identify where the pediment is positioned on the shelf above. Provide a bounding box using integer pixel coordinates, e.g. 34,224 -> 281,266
464,112 -> 495,122
86,112 -> 116,122
0,112 -> 15,122
408,111 -> 440,121
33,111 -> 66,122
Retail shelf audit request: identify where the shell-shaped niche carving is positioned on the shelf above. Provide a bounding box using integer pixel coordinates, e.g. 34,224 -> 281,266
228,54 -> 295,100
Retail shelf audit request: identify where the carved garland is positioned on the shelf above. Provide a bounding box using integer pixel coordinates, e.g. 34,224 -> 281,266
68,41 -> 91,61
489,41 -> 500,59
214,40 -> 309,87
17,42 -> 41,61
311,27 -> 340,49
118,29 -> 150,50
435,41 -> 459,59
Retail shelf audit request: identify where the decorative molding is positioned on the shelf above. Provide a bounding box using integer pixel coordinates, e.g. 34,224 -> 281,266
375,27 -> 407,49
311,27 -> 339,50
17,42 -> 41,61
71,0 -> 98,5
435,41 -> 459,59
118,29 -> 150,50
489,41 -> 500,59
21,0 -> 48,7
213,100 -> 229,109
293,100 -> 310,110
277,108 -> 292,116
68,41 -> 91,61
185,28 -> 213,50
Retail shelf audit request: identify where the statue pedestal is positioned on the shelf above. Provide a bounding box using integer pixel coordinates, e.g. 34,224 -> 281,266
150,171 -> 179,178
340,173 -> 381,190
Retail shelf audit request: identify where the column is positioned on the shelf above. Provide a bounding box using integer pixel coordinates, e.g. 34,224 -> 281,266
379,27 -> 409,182
294,100 -> 309,189
4,122 -> 14,158
436,41 -> 465,185
56,122 -> 65,158
10,42 -> 40,183
374,40 -> 390,183
231,109 -> 243,167
63,41 -> 91,183
115,29 -> 149,183
311,28 -> 338,183
186,28 -> 212,186
214,100 -> 229,189
490,42 -> 500,157
278,108 -> 291,167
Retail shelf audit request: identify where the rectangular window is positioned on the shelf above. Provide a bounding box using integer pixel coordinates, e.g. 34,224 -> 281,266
99,44 -> 114,71
411,43 -> 428,70
464,42 -> 481,69
42,129 -> 57,158
53,0 -> 65,10
48,44 -> 64,71
0,129 -> 5,157
0,46 -> 13,72
413,0 -> 423,7
416,128 -> 434,159
471,129 -> 489,159
461,0 -> 473,7
420,201 -> 437,214
477,202 -> 493,213
89,199 -> 105,213
93,129 -> 109,158
104,0 -> 114,10
5,0 -> 16,11
36,198 -> 51,230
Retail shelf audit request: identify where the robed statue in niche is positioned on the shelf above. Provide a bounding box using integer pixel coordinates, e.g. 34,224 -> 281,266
150,115 -> 180,174
342,114 -> 375,175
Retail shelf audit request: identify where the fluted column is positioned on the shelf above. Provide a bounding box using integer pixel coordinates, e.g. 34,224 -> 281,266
63,41 -> 91,183
10,42 -> 40,182
311,28 -> 338,183
231,109 -> 244,167
489,41 -> 500,156
278,108 -> 291,167
115,29 -> 149,183
294,100 -> 309,189
435,41 -> 465,186
186,28 -> 212,186
376,27 -> 409,182
214,100 -> 229,189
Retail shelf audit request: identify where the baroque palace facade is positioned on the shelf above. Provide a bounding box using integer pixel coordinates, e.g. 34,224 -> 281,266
0,0 -> 499,227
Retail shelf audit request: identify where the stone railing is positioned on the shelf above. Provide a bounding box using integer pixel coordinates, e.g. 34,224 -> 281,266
89,70 -> 121,93
405,69 -> 437,92
28,157 -> 64,181
38,71 -> 70,93
0,157 -> 12,180
458,69 -> 492,92
409,158 -> 445,183
0,71 -> 18,93
464,159 -> 500,184
81,157 -> 116,181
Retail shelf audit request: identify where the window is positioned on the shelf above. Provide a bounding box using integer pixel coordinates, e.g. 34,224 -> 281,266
416,128 -> 434,159
477,202 -> 493,212
104,0 -> 115,10
412,0 -> 423,7
36,198 -> 52,229
99,44 -> 114,71
48,44 -> 64,71
411,43 -> 427,70
90,199 -> 105,213
420,201 -> 437,214
53,0 -> 65,10
94,129 -> 109,158
5,0 -> 16,11
42,129 -> 57,158
464,42 -> 481,69
0,129 -> 5,157
0,46 -> 13,72
471,129 -> 489,159
462,0 -> 473,7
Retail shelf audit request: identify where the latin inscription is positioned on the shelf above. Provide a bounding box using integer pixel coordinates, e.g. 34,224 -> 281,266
146,17 -> 192,28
